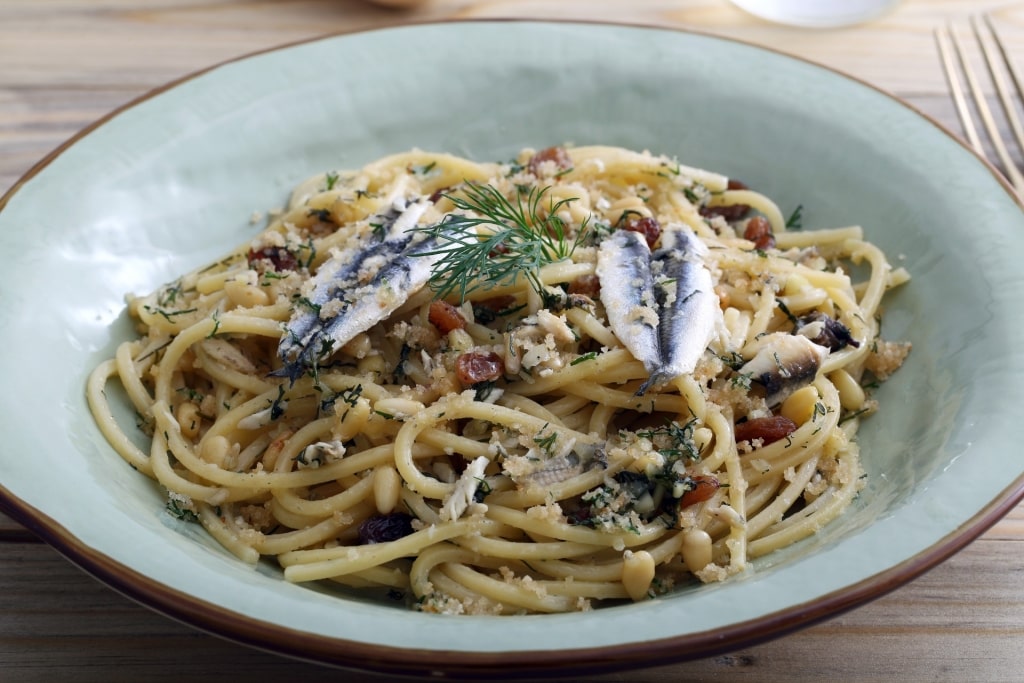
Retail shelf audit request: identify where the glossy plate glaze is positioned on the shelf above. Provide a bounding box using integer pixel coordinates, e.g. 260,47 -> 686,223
1,21 -> 1023,678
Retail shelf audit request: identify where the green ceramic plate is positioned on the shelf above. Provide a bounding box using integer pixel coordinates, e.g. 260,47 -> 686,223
2,20 -> 1023,678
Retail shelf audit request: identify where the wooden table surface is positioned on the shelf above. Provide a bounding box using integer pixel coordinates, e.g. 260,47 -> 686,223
3,1 -> 1024,681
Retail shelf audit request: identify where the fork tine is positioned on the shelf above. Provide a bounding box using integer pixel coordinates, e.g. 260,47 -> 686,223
935,25 -> 984,155
946,18 -> 1024,193
981,15 -> 1024,161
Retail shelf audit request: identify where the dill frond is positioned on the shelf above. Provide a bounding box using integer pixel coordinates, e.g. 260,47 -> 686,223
413,181 -> 589,302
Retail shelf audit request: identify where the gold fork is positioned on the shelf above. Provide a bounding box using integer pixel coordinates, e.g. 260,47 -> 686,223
935,15 -> 1024,193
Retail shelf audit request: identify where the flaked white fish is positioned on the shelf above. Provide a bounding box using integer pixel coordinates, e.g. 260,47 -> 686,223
739,333 -> 829,406
520,443 -> 607,487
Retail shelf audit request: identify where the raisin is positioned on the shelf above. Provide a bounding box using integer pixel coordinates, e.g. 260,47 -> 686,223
679,476 -> 720,508
527,146 -> 573,175
733,415 -> 798,446
567,274 -> 601,298
619,215 -> 661,248
428,300 -> 466,334
566,504 -> 594,526
700,204 -> 751,222
700,179 -> 752,221
358,513 -> 415,544
455,351 -> 503,385
743,215 -> 775,250
247,246 -> 298,273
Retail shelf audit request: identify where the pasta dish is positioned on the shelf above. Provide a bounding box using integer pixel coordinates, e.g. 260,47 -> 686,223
87,145 -> 910,614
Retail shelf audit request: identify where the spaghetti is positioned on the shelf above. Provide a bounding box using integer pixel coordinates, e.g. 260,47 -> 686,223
87,145 -> 910,614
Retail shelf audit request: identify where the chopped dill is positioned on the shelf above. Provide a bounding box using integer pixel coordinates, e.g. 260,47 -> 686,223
412,182 -> 590,303
533,427 -> 557,455
730,372 -> 753,390
785,204 -> 804,230
165,499 -> 199,523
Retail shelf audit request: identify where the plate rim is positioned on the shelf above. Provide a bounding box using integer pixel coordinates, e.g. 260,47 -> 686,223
2,17 -> 1023,677
4,475 -> 1022,676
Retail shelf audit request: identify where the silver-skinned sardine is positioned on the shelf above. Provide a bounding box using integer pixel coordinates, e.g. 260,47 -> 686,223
598,224 -> 718,394
274,200 -> 431,380
641,224 -> 718,392
596,230 -> 661,373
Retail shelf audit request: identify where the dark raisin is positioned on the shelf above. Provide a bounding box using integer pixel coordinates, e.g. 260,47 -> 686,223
700,179 -> 752,222
567,274 -> 600,298
358,513 -> 415,544
566,504 -> 594,526
700,203 -> 752,222
733,415 -> 798,446
247,246 -> 298,273
743,215 -> 775,250
455,351 -> 503,385
527,146 -> 573,175
619,215 -> 661,248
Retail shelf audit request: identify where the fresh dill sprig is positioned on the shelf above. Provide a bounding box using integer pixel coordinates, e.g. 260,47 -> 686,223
785,204 -> 804,230
413,182 -> 589,302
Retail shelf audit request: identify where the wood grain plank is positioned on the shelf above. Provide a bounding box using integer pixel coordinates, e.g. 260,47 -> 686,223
0,87 -> 137,194
0,0 -> 1021,97
0,539 -> 1022,682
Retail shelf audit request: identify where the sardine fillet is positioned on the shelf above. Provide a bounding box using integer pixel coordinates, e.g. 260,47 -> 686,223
596,230 -> 661,373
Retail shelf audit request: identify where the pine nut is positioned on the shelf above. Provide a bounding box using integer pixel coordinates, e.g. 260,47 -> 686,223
373,466 -> 402,514
200,434 -> 231,467
830,368 -> 865,412
781,385 -> 819,426
681,528 -> 713,574
621,550 -> 656,602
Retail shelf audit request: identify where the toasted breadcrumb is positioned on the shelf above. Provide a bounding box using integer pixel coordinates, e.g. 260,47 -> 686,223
866,339 -> 912,380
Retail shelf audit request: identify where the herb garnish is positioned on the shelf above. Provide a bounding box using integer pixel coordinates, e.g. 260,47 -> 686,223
144,305 -> 198,324
785,204 -> 804,230
533,426 -> 557,455
570,351 -> 598,366
166,498 -> 199,523
637,418 -> 702,463
413,182 -> 589,302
